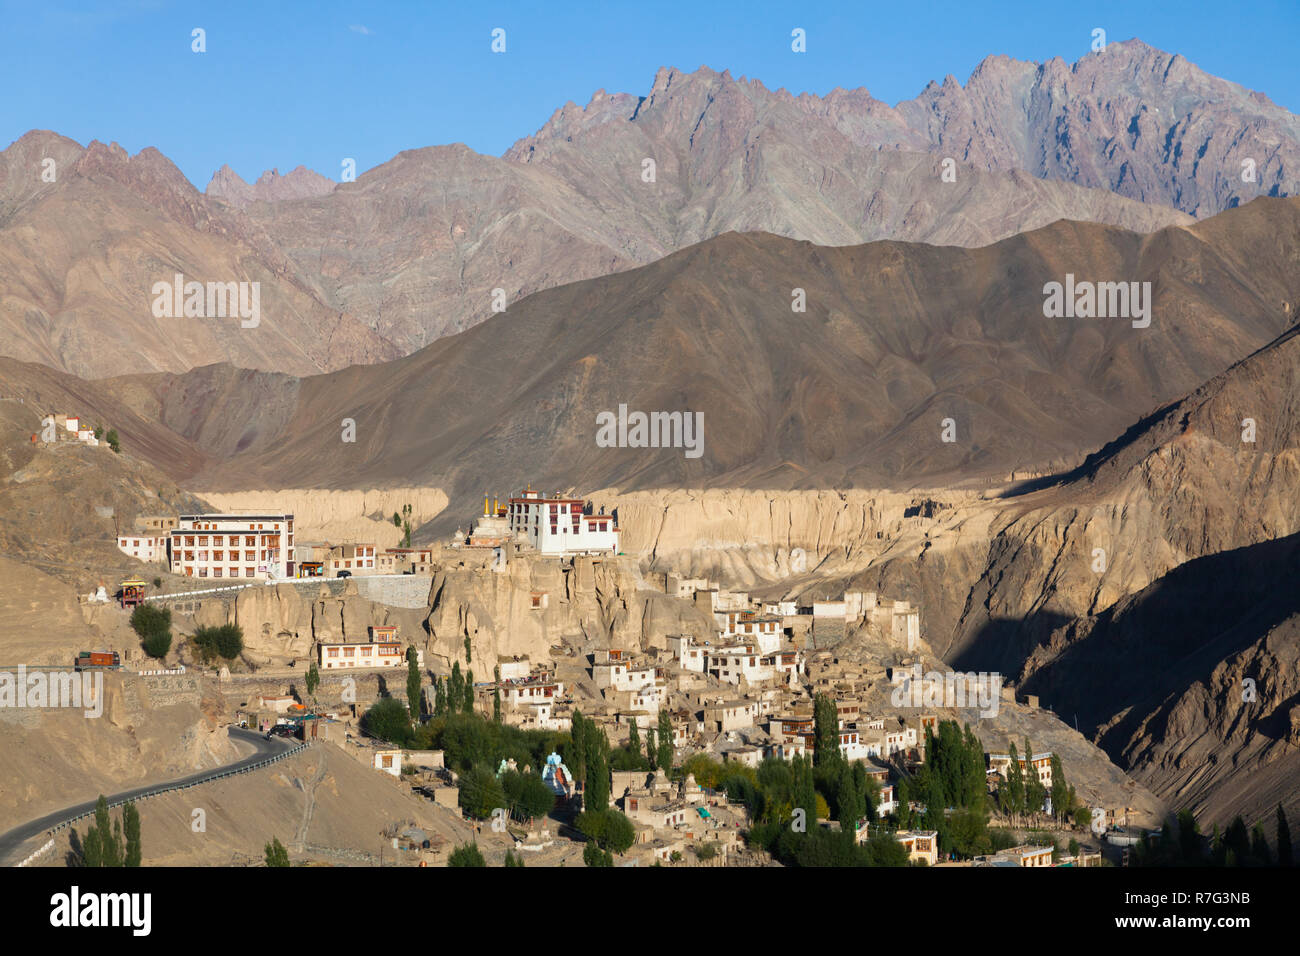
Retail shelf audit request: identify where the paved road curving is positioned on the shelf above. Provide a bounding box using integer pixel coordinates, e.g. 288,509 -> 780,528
0,726 -> 297,865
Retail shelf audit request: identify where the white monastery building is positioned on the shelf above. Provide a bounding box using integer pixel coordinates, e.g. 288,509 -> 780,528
169,513 -> 295,580
507,487 -> 618,556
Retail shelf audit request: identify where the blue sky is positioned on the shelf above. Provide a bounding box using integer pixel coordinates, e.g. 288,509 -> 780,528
2,0 -> 1296,189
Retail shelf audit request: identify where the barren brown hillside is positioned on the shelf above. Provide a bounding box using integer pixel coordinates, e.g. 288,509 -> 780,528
179,198 -> 1299,508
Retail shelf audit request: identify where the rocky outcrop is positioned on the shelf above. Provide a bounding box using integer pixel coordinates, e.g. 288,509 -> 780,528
187,579 -> 426,664
422,553 -> 716,670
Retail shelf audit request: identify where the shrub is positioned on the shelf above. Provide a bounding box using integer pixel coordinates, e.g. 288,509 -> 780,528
361,697 -> 414,747
142,629 -> 172,659
192,623 -> 243,661
577,808 -> 635,854
583,842 -> 612,867
448,842 -> 485,867
130,605 -> 172,659
600,810 -> 636,854
502,770 -> 557,821
264,837 -> 290,867
457,765 -> 507,820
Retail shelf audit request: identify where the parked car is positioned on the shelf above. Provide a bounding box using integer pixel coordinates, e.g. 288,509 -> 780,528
337,570 -> 352,578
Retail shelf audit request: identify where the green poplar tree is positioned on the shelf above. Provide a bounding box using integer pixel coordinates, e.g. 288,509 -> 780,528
656,710 -> 673,773
587,743 -> 609,812
628,719 -> 641,760
264,836 -> 290,867
837,772 -> 864,832
449,662 -> 464,714
493,665 -> 502,723
122,801 -> 141,867
1006,742 -> 1025,824
813,693 -> 840,768
405,646 -> 421,719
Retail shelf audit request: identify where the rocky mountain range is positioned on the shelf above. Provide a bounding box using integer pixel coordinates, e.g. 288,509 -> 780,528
96,198 -> 1300,503
205,164 -> 337,208
9,39 -> 1297,377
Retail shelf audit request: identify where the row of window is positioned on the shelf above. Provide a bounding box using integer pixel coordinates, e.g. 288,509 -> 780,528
179,567 -> 259,578
324,645 -> 401,657
179,551 -> 268,562
177,535 -> 289,547
188,522 -> 285,531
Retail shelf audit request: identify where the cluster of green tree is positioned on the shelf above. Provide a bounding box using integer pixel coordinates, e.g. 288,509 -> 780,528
264,836 -> 290,867
607,710 -> 674,773
888,720 -> 991,858
191,623 -> 244,662
1134,807 -> 1294,867
456,764 -> 556,823
361,697 -> 567,767
359,700 -> 564,827
667,700 -> 902,867
983,737 -> 1088,833
75,796 -> 141,867
129,604 -> 172,659
741,752 -> 905,867
447,842 -> 532,867
305,660 -> 320,697
565,710 -> 638,864
430,661 -> 476,718
92,424 -> 121,453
